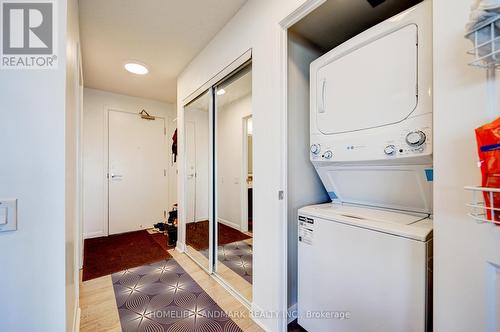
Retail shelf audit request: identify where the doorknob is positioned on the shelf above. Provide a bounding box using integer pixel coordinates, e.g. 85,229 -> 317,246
111,174 -> 123,179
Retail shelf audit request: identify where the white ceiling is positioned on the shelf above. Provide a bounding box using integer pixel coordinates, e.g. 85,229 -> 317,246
79,0 -> 248,103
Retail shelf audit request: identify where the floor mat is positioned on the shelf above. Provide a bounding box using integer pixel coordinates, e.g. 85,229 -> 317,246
112,259 -> 243,332
186,220 -> 251,251
83,230 -> 171,281
202,240 -> 253,284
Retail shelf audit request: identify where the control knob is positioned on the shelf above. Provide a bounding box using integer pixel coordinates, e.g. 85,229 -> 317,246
384,145 -> 396,156
310,144 -> 321,155
323,150 -> 333,159
406,131 -> 426,147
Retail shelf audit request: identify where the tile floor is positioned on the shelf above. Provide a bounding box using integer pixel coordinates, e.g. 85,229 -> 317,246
112,259 -> 242,331
80,249 -> 264,332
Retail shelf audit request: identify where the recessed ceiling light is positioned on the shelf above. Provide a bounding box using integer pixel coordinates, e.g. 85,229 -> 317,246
217,89 -> 226,96
124,62 -> 149,75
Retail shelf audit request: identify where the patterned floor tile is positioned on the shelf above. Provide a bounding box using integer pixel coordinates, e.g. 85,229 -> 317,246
201,241 -> 253,284
112,259 -> 243,332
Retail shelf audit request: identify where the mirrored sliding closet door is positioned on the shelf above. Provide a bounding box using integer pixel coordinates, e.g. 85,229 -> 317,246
182,61 -> 253,302
214,64 -> 253,302
184,90 -> 212,271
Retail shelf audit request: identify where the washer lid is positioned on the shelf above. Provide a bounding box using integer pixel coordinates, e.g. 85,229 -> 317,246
315,164 -> 433,215
316,24 -> 418,135
299,203 -> 433,241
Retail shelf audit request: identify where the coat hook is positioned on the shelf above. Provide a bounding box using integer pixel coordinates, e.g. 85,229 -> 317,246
139,109 -> 155,120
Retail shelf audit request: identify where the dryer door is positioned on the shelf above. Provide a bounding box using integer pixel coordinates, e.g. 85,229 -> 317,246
316,24 -> 418,135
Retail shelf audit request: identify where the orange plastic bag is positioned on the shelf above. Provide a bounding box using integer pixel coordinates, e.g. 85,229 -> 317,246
475,117 -> 500,223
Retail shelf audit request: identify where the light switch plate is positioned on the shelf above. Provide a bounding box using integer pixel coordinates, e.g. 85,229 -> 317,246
0,199 -> 17,232
0,207 -> 7,225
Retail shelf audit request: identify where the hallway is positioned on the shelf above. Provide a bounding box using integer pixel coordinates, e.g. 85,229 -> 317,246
79,249 -> 263,331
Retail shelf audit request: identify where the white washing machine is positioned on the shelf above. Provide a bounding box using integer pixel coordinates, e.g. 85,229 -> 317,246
298,1 -> 434,331
297,203 -> 432,332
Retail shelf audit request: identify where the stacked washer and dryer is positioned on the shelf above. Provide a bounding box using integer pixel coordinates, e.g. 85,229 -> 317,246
297,2 -> 433,332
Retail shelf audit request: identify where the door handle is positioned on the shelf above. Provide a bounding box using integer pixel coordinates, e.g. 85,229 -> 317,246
319,79 -> 326,114
111,174 -> 123,179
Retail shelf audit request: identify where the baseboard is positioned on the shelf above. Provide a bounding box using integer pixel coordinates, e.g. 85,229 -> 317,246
288,303 -> 298,324
175,241 -> 185,253
83,231 -> 104,239
72,304 -> 81,332
185,217 -> 209,224
250,304 -> 274,332
218,217 -> 241,231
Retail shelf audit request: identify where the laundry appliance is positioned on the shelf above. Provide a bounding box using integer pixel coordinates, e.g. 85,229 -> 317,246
298,1 -> 433,331
298,204 -> 432,332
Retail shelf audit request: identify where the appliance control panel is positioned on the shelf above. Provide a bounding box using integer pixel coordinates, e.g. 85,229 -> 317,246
310,124 -> 432,162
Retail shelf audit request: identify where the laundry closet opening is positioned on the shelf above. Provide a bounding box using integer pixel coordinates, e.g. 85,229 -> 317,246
285,0 -> 428,329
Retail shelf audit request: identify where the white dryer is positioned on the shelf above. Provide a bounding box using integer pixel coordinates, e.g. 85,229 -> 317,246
309,1 -> 433,210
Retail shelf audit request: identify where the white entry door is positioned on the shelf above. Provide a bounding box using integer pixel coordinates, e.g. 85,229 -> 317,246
108,110 -> 168,235
185,121 -> 196,224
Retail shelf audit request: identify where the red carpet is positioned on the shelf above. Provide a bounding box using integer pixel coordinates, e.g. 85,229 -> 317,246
186,220 -> 251,251
82,230 -> 171,281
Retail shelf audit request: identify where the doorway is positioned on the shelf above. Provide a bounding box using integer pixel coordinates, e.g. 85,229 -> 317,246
243,116 -> 253,233
107,110 -> 169,235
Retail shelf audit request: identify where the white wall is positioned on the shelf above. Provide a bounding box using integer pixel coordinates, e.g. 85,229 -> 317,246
65,0 -> 82,330
0,1 -> 73,331
217,94 -> 252,230
176,0 -> 308,330
82,88 -> 176,238
287,32 -> 329,310
433,0 -> 500,331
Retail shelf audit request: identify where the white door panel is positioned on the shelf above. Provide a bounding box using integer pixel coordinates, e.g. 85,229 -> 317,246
185,121 -> 196,224
108,110 -> 168,235
317,24 -> 418,134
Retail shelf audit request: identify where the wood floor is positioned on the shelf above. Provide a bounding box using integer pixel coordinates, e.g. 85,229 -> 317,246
79,248 -> 264,332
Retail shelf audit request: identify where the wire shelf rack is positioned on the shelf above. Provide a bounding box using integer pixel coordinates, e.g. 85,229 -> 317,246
466,15 -> 500,69
465,186 -> 500,225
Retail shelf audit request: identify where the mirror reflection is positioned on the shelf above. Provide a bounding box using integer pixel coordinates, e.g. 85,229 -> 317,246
184,90 -> 211,270
215,65 -> 253,301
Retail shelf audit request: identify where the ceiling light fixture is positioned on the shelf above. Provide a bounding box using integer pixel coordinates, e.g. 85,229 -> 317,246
216,89 -> 226,96
124,62 -> 149,75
